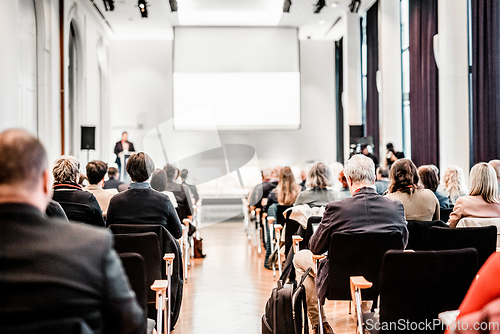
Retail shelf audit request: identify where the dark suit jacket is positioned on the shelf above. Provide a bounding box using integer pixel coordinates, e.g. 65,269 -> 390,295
103,178 -> 124,192
114,141 -> 135,166
165,181 -> 193,221
310,187 -> 408,301
52,183 -> 105,227
249,181 -> 278,208
0,203 -> 144,333
106,186 -> 183,239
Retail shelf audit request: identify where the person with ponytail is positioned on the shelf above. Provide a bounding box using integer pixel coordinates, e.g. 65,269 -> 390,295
386,159 -> 440,221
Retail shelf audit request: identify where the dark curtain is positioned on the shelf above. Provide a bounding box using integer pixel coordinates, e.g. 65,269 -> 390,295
470,0 -> 500,163
366,2 -> 380,158
336,39 -> 344,164
409,0 -> 439,168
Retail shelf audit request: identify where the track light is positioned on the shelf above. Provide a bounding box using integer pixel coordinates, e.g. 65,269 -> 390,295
314,0 -> 326,14
283,0 -> 292,12
348,0 -> 361,13
102,0 -> 114,11
169,0 -> 178,12
138,0 -> 148,18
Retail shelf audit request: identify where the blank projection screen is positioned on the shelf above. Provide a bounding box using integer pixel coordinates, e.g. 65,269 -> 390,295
173,27 -> 300,130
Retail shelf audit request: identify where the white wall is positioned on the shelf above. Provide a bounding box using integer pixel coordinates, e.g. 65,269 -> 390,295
108,39 -> 337,170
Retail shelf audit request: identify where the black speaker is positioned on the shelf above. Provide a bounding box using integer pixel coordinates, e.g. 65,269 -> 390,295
349,125 -> 364,145
81,126 -> 95,150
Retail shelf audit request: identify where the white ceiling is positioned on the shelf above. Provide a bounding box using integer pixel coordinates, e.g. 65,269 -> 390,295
97,0 -> 373,40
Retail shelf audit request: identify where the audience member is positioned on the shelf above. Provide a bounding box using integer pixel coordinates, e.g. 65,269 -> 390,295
386,159 -> 440,221
164,164 -> 193,221
84,160 -> 117,216
338,170 -> 351,200
0,129 -> 144,333
45,199 -> 68,221
299,169 -> 307,191
151,169 -> 178,208
448,162 -> 500,228
107,153 -> 182,238
293,155 -> 408,334
386,143 -> 405,169
181,169 -> 199,204
52,156 -> 105,227
103,167 -> 125,191
265,166 -> 302,218
489,160 -> 500,195
443,165 -> 468,205
294,162 -> 338,207
418,165 -> 451,209
248,167 -> 278,209
375,167 -> 389,195
361,144 -> 379,168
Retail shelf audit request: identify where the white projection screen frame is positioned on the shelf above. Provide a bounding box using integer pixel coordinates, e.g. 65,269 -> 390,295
173,27 -> 301,130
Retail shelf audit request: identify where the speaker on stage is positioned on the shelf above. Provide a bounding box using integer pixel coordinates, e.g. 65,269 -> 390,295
81,126 -> 96,150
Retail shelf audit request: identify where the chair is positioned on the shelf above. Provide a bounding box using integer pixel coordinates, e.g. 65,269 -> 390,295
324,232 -> 404,306
440,207 -> 453,223
283,217 -> 301,257
351,248 -> 478,334
302,216 -> 322,250
119,253 -> 156,334
406,220 -> 448,250
108,224 -> 184,330
428,225 -> 497,268
457,217 -> 500,246
113,232 -> 162,319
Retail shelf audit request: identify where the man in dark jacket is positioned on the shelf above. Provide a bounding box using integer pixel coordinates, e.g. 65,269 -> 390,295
103,167 -> 125,191
52,156 -> 105,227
293,155 -> 408,334
0,129 -> 144,333
107,153 -> 183,239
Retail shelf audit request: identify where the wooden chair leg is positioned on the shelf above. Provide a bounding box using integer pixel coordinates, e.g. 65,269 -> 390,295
312,254 -> 326,334
350,276 -> 373,334
275,224 -> 283,277
163,254 -> 175,334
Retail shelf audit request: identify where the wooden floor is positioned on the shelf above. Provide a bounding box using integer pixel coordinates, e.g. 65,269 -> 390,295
173,222 -> 356,334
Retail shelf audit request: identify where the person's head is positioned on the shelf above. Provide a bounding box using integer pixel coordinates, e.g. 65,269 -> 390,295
300,169 -> 307,181
388,159 -> 421,194
121,131 -> 128,142
0,129 -> 51,211
126,152 -> 155,183
271,166 -> 281,180
376,167 -> 389,181
53,156 -> 80,184
343,155 -> 376,193
262,168 -> 272,182
306,162 -> 332,189
443,165 -> 468,201
386,143 -> 394,151
164,164 -> 177,181
180,169 -> 189,181
86,160 -> 108,185
339,170 -> 349,189
469,162 -> 500,203
418,165 -> 439,192
360,144 -> 369,156
108,167 -> 119,180
489,160 -> 500,182
151,169 -> 167,192
276,166 -> 299,205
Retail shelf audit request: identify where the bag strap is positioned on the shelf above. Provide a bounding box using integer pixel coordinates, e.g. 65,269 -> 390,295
298,267 -> 312,287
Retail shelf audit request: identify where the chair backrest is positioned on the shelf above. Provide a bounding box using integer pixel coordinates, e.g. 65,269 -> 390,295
119,253 -> 147,312
0,318 -> 93,334
457,217 -> 500,247
379,249 -> 478,334
428,225 -> 497,269
302,216 -> 322,250
327,232 -> 404,301
58,202 -> 94,225
440,207 -> 453,223
113,232 -> 162,306
406,220 -> 448,250
284,218 -> 301,257
276,205 -> 292,228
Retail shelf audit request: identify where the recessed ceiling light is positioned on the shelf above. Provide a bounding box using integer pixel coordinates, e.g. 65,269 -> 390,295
330,2 -> 338,7
318,19 -> 326,24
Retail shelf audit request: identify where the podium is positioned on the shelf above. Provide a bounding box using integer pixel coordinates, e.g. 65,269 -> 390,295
119,153 -> 131,181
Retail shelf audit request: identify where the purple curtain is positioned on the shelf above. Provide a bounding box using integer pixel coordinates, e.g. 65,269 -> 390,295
409,0 -> 439,168
366,2 -> 380,158
470,0 -> 500,163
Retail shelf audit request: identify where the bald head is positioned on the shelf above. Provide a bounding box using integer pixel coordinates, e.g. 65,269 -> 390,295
0,129 -> 48,189
490,160 -> 500,181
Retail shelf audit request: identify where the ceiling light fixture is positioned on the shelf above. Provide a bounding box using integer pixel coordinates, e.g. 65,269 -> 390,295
314,0 -> 326,14
169,0 -> 177,12
318,19 -> 325,24
102,0 -> 115,11
283,0 -> 292,12
138,0 -> 148,18
330,1 -> 338,7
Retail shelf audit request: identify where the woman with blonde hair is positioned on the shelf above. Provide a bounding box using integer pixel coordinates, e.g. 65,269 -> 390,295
265,166 -> 302,218
294,162 -> 338,207
448,163 -> 500,227
443,165 -> 468,205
